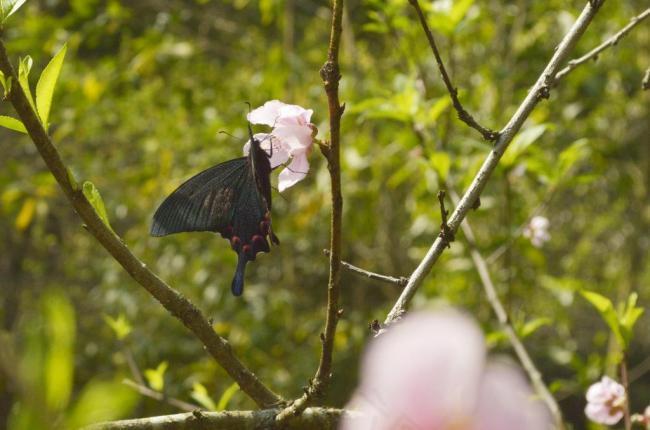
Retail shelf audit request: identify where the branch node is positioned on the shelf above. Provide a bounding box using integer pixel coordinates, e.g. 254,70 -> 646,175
437,190 -> 455,248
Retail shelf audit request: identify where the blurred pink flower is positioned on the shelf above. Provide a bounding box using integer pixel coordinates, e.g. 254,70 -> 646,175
340,310 -> 549,430
245,100 -> 314,192
631,405 -> 650,427
585,376 -> 626,425
523,215 -> 551,248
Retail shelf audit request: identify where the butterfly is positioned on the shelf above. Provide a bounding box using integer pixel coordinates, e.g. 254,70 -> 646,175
150,123 -> 279,296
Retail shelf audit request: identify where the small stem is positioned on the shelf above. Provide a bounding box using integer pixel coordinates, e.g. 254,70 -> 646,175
276,0 -> 345,422
621,354 -> 632,430
554,7 -> 650,83
323,249 -> 407,286
451,191 -> 565,428
408,0 -> 498,141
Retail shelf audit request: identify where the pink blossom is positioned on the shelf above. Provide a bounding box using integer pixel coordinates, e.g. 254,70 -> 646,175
340,310 -> 550,430
245,100 -> 314,192
585,376 -> 626,425
523,215 -> 551,248
631,405 -> 650,427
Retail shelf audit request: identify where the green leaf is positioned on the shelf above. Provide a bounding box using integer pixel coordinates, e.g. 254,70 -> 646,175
581,290 -> 623,347
519,317 -> 552,338
36,43 -> 67,128
501,124 -> 547,168
191,382 -> 217,411
18,55 -> 36,111
618,293 -> 644,346
144,361 -> 168,392
216,383 -> 239,411
82,181 -> 114,232
43,291 -> 76,412
3,0 -> 27,20
103,314 -> 132,341
0,115 -> 27,133
66,379 -> 138,429
429,151 -> 451,182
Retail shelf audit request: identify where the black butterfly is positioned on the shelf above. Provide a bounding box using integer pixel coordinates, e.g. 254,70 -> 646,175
150,123 -> 279,296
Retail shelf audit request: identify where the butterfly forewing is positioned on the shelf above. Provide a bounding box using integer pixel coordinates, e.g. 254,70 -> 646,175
150,157 -> 247,236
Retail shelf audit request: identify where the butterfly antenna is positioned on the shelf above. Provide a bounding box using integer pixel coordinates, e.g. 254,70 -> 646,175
218,130 -> 244,141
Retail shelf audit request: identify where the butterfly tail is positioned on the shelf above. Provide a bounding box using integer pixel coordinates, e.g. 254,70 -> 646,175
231,253 -> 248,296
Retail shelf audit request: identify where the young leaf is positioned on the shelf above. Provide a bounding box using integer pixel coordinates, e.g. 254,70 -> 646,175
144,361 -> 168,392
501,124 -> 547,168
81,181 -> 114,232
103,314 -> 132,341
190,382 -> 217,411
3,0 -> 27,20
581,290 -> 624,347
216,383 -> 239,411
18,55 -> 36,111
0,115 -> 27,133
619,293 -> 644,346
36,43 -> 67,128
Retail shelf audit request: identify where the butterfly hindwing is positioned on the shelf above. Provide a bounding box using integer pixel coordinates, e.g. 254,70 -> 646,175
150,157 -> 248,236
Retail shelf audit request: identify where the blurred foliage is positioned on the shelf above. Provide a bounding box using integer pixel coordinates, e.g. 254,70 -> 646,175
0,0 -> 648,428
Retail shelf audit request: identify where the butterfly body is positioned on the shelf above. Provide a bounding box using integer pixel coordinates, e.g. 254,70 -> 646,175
151,124 -> 278,296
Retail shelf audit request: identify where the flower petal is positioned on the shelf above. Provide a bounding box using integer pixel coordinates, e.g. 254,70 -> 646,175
243,133 -> 290,168
247,100 -> 287,126
273,124 -> 313,153
278,154 -> 309,192
341,310 -> 486,430
473,362 -> 550,430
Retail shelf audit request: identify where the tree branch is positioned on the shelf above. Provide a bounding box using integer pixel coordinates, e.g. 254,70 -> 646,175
276,0 -> 345,421
383,0 -> 607,327
84,407 -> 349,430
450,192 -> 564,429
554,7 -> 650,82
0,39 -> 281,409
408,0 -> 499,142
323,249 -> 407,287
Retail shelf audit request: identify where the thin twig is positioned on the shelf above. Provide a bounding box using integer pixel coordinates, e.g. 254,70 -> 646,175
324,249 -> 407,286
621,354 -> 632,430
122,379 -> 202,413
408,0 -> 499,142
0,39 -> 281,409
276,0 -> 345,421
383,0 -> 607,328
84,407 -> 352,430
554,7 -> 650,82
450,191 -> 565,429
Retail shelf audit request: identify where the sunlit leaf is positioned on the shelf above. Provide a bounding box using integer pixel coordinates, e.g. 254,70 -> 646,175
15,197 -> 36,231
0,0 -> 27,21
43,291 -> 75,411
144,361 -> 168,392
82,181 -> 114,232
581,290 -> 623,347
18,55 -> 36,111
36,43 -> 67,128
103,314 -> 132,341
519,317 -> 551,338
0,115 -> 28,134
191,382 -> 217,411
429,151 -> 451,182
216,382 -> 239,411
501,124 -> 548,168
66,379 -> 139,429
